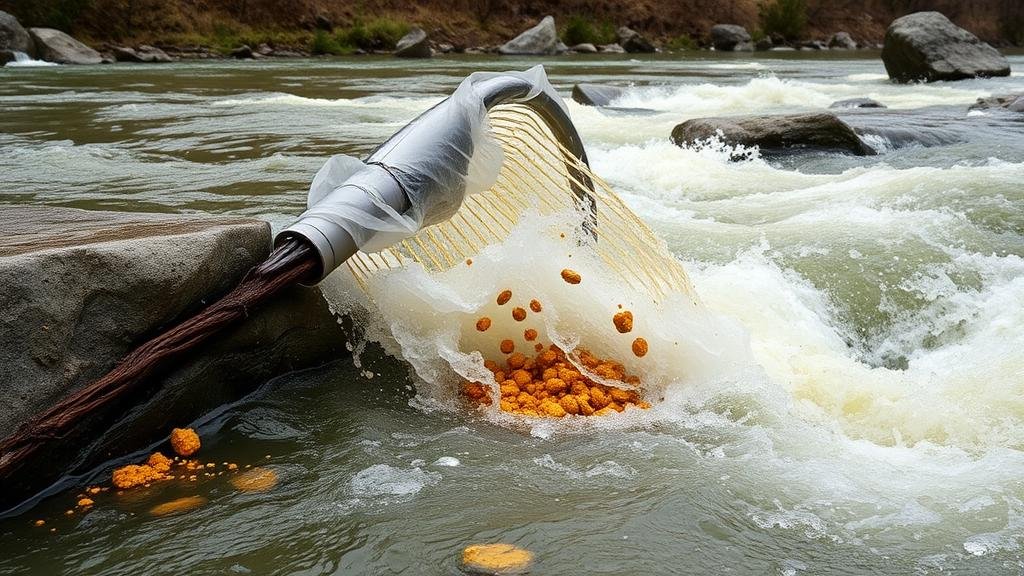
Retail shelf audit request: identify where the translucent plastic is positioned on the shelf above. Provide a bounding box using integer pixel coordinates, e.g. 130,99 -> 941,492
300,66 -> 563,254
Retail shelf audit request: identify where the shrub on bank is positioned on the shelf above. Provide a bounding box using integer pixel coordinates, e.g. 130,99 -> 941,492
562,15 -> 616,46
759,0 -> 807,41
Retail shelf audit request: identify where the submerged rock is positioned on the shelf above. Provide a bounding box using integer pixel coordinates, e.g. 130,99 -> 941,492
617,26 -> 656,53
671,112 -> 874,156
968,92 -> 1024,111
0,10 -> 33,56
28,28 -> 101,64
571,83 -> 626,106
830,97 -> 886,109
0,206 -> 344,509
395,27 -> 431,58
881,12 -> 1010,82
710,24 -> 753,51
499,15 -> 561,56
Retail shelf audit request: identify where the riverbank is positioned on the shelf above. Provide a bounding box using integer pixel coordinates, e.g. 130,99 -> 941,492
4,0 -> 1023,63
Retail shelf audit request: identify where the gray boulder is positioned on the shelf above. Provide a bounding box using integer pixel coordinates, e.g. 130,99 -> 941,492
671,112 -> 875,156
28,28 -> 102,64
828,31 -> 857,50
830,97 -> 886,109
571,43 -> 598,53
395,27 -> 431,58
881,12 -> 1010,82
0,10 -> 33,56
112,44 -> 173,63
0,49 -> 16,64
617,26 -> 656,53
499,15 -> 560,56
0,206 -> 344,508
755,37 -> 773,51
711,24 -> 753,51
571,83 -> 626,106
598,43 -> 625,53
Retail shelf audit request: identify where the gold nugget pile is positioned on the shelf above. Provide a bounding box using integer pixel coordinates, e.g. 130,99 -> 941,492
462,268 -> 651,418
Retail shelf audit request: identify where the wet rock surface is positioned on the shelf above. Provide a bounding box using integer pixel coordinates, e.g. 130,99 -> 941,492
28,28 -> 102,64
671,112 -> 874,156
571,83 -> 626,106
881,11 -> 1010,82
0,10 -> 33,56
830,97 -> 886,109
617,26 -> 656,53
0,206 -> 344,510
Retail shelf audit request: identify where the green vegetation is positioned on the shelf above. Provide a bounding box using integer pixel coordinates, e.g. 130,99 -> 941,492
311,17 -> 411,54
561,15 -> 616,47
759,0 -> 807,41
338,17 -> 410,51
666,34 -> 697,51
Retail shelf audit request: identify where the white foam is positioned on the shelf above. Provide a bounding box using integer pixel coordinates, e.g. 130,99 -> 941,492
350,464 -> 440,497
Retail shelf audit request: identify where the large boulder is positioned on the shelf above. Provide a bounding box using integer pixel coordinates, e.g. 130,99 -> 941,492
881,12 -> 1010,82
0,206 -> 344,509
28,28 -> 102,64
499,15 -> 561,56
617,26 -> 656,53
711,24 -> 753,51
571,83 -> 626,106
671,112 -> 875,156
0,10 -> 33,56
394,27 -> 431,58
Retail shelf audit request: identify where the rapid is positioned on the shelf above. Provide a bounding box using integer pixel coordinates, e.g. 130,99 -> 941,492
2,52 -> 1024,574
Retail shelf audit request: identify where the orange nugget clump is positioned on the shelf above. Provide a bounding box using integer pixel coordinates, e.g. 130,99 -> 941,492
632,337 -> 648,357
76,498 -> 94,507
529,299 -> 543,313
33,519 -> 45,527
500,339 -> 515,354
147,452 -> 173,473
512,307 -> 527,322
560,268 -> 582,284
465,344 -> 648,418
169,427 -> 201,457
613,310 -> 634,333
112,464 -> 165,489
496,289 -> 512,305
476,317 -> 492,332
524,328 -> 538,341
463,543 -> 534,574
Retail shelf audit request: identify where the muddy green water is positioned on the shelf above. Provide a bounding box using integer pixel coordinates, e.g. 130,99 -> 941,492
2,53 -> 1024,575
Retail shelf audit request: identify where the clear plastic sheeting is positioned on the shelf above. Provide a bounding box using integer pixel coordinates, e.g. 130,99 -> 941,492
294,66 -> 563,257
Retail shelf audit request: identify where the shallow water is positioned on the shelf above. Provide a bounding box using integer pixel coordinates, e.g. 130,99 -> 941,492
2,52 -> 1024,575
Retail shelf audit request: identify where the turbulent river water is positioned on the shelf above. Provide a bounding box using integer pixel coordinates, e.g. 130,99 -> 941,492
2,52 -> 1024,575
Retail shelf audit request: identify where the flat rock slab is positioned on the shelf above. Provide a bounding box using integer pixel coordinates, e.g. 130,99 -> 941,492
0,206 -> 344,510
671,112 -> 875,156
571,83 -> 626,107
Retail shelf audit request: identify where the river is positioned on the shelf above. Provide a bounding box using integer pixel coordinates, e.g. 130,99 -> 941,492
2,52 -> 1024,575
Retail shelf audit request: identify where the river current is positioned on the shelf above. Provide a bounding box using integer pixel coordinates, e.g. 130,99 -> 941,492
2,52 -> 1024,575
